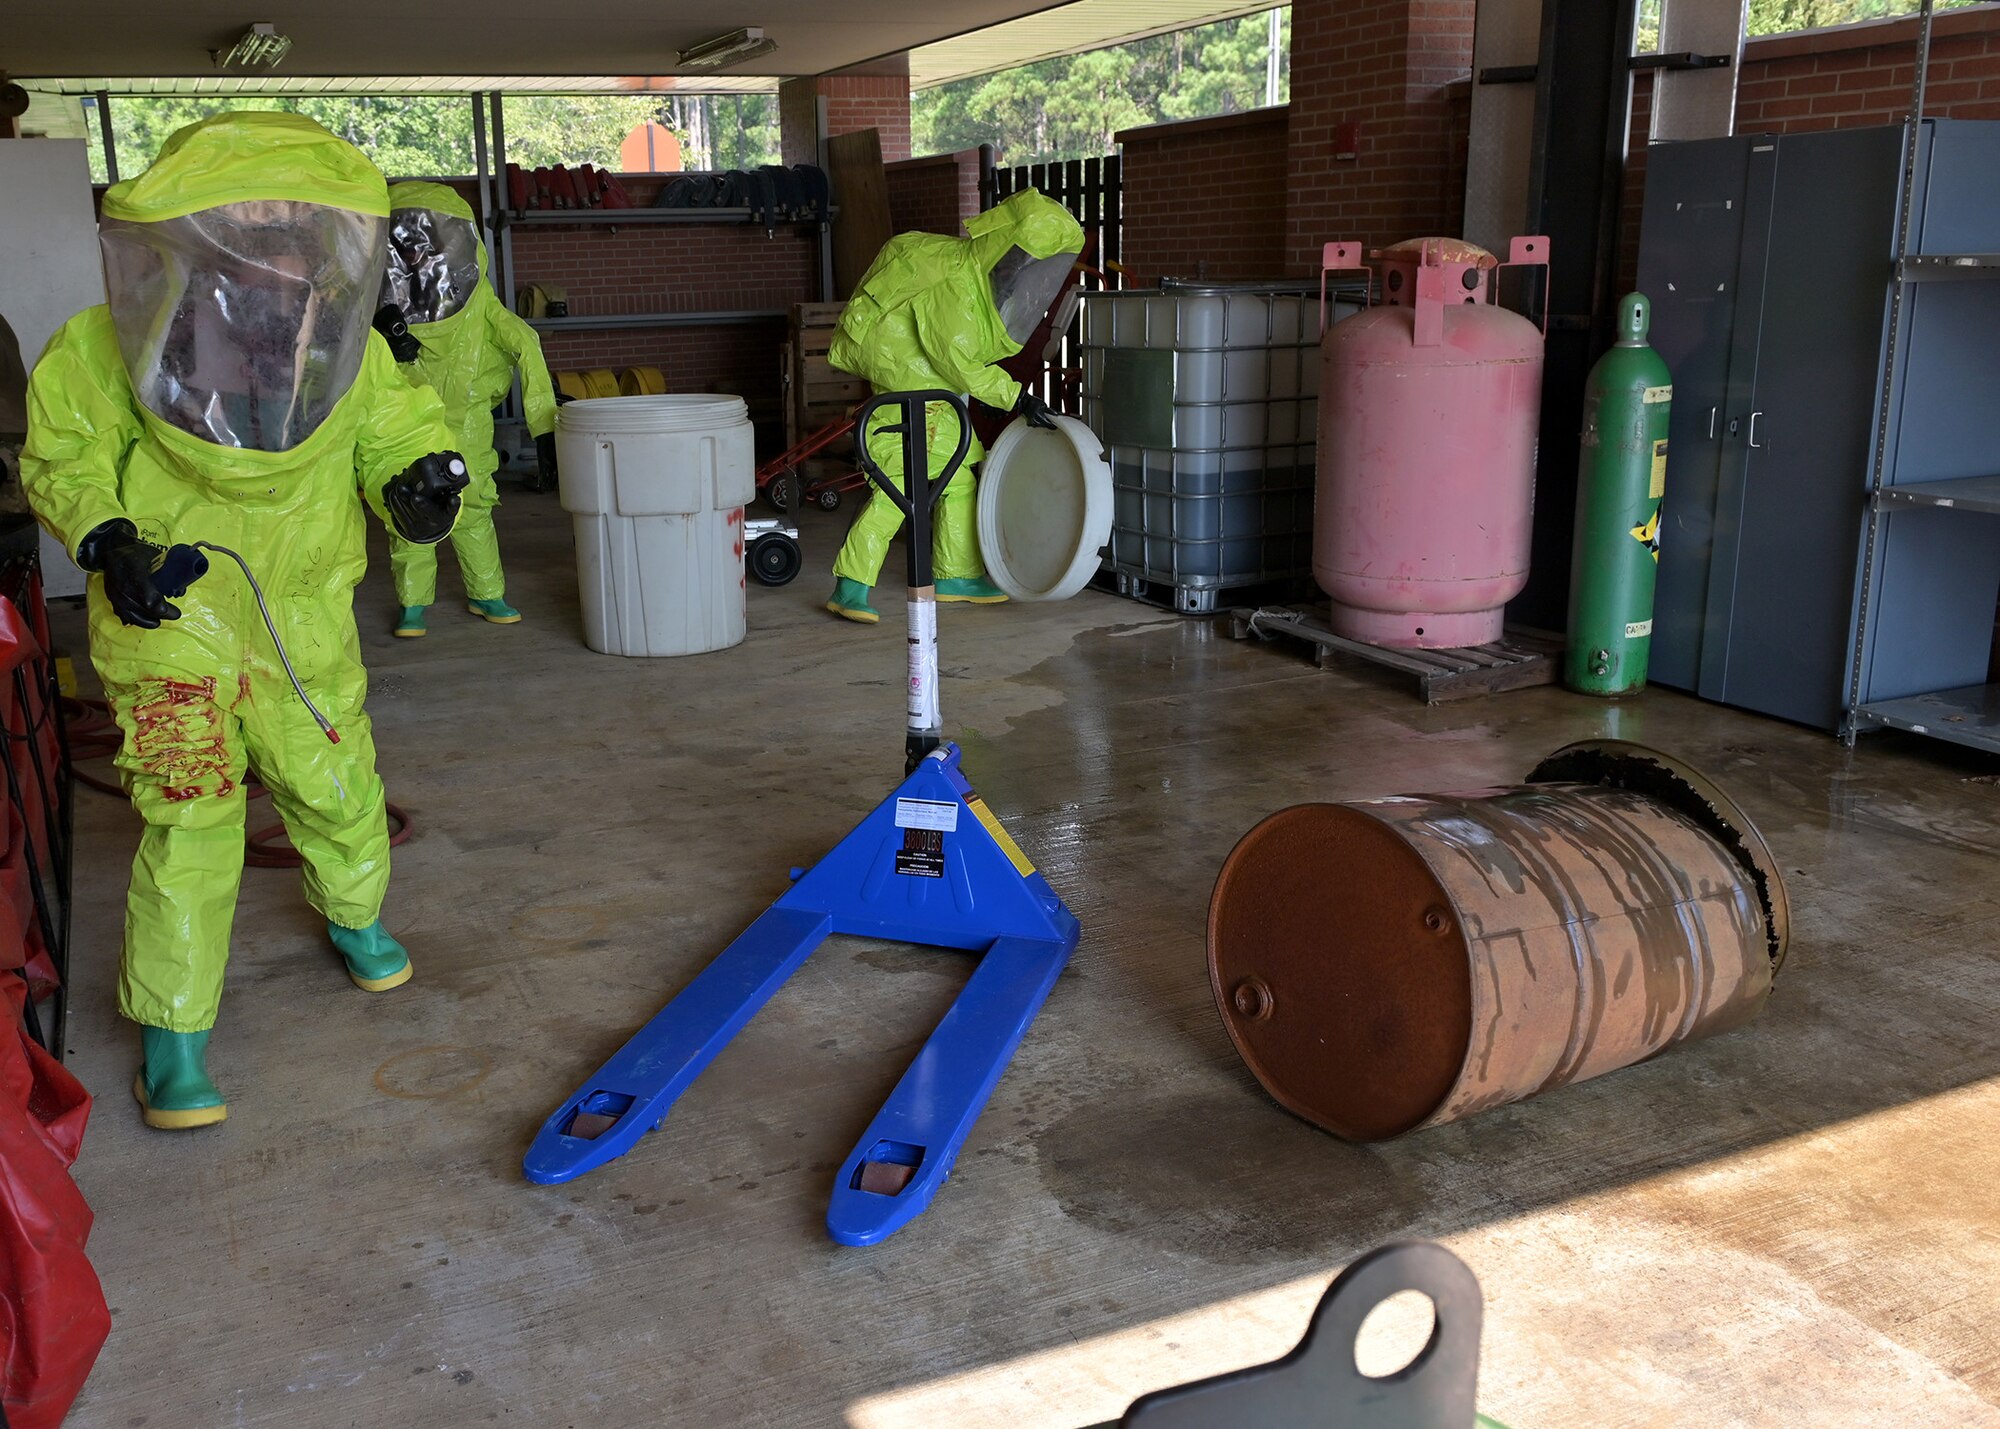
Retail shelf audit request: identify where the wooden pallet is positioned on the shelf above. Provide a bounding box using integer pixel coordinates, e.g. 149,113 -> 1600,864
1232,604 -> 1563,704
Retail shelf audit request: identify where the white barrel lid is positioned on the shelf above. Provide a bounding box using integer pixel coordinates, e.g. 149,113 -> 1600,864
976,414 -> 1112,603
557,393 -> 748,435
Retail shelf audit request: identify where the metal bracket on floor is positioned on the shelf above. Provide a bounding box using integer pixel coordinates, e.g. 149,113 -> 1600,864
1112,1242 -> 1509,1429
1232,604 -> 1561,704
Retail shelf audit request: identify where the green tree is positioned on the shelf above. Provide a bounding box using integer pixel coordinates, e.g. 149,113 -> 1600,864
95,91 -> 778,186
103,95 -> 474,182
1745,0 -> 1980,33
914,8 -> 1290,165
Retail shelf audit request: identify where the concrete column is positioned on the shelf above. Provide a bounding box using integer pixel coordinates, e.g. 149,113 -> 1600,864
778,56 -> 914,169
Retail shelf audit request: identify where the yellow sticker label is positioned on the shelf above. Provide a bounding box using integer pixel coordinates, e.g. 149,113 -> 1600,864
1643,384 -> 1673,404
1631,507 -> 1661,563
965,795 -> 1037,877
1650,438 -> 1669,498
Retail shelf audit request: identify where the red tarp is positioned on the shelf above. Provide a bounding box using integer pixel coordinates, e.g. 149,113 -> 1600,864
0,576 -> 109,1427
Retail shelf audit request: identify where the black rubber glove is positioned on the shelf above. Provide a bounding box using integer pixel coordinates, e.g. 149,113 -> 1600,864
535,432 -> 558,486
1016,388 -> 1059,429
372,304 -> 422,364
77,519 -> 208,630
382,452 -> 469,544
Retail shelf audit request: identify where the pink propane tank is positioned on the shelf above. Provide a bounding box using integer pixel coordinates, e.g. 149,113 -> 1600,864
1314,235 -> 1549,648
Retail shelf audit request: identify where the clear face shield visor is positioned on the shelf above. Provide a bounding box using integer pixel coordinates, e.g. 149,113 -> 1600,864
989,246 -> 1081,345
101,200 -> 385,453
382,207 -> 483,325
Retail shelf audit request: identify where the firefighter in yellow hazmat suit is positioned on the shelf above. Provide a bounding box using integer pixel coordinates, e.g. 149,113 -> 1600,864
374,181 -> 558,637
825,190 -> 1084,623
21,113 -> 466,1129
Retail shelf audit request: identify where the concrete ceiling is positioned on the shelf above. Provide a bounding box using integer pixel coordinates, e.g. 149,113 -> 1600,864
2,0 -> 1080,81
911,0 -> 1277,87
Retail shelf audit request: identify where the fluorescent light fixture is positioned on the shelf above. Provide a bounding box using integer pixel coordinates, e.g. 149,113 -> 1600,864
213,23 -> 293,70
676,27 -> 777,69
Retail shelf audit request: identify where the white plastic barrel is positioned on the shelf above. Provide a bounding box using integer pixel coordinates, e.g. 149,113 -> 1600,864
554,395 -> 756,657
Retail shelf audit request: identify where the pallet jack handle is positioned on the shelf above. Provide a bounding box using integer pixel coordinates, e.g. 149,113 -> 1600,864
853,391 -> 973,774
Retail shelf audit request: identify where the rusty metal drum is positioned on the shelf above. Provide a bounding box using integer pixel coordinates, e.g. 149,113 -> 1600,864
1207,742 -> 1789,1140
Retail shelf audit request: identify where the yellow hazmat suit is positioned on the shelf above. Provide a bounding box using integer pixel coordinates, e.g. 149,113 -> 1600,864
381,181 -> 557,618
22,116 -> 456,1094
827,190 -> 1084,598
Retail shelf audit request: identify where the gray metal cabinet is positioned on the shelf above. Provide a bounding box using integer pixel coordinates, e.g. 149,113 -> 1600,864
1637,120 -> 2000,733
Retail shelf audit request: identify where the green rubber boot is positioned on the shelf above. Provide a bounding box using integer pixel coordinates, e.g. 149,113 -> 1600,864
467,597 -> 522,624
134,1026 -> 227,1130
825,577 -> 880,624
394,606 -> 428,638
937,576 -> 1009,604
327,920 -> 414,992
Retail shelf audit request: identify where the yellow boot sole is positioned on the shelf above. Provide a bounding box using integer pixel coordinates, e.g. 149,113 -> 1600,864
348,960 -> 414,993
826,601 -> 880,625
132,1073 -> 228,1130
937,592 -> 1009,604
466,603 -> 522,625
393,625 -> 427,638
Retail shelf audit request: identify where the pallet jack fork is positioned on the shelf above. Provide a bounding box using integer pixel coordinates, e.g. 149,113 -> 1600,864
524,392 -> 1081,1247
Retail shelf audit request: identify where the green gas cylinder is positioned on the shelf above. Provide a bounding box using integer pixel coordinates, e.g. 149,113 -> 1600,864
1564,293 -> 1673,695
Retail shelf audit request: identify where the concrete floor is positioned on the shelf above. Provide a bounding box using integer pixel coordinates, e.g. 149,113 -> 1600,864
54,491 -> 2000,1427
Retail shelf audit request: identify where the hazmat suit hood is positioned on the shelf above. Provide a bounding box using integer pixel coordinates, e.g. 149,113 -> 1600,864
382,181 -> 485,327
827,186 -> 1083,433
97,111 -> 390,455
967,191 -> 1085,345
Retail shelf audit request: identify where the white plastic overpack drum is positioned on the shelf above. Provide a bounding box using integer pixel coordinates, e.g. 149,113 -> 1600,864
976,414 -> 1113,602
555,394 -> 757,656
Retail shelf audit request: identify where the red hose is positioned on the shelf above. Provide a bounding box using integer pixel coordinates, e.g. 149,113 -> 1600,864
245,802 -> 411,868
61,696 -> 416,865
58,698 -> 122,797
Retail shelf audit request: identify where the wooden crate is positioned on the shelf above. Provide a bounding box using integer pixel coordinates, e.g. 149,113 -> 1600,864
785,302 -> 859,454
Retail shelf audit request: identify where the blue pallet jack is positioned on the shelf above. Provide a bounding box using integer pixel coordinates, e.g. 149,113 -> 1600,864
523,391 -> 1081,1247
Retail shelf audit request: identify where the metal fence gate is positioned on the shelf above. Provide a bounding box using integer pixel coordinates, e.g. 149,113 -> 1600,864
982,151 -> 1123,411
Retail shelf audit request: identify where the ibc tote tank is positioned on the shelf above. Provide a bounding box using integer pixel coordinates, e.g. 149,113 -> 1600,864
1314,236 -> 1549,649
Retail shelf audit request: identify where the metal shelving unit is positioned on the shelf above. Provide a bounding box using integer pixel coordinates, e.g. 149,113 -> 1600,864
1875,474 -> 2000,514
503,206 -> 755,226
1900,252 -> 2000,278
498,206 -> 831,229
1851,684 -> 2000,750
1844,0 -> 2000,755
525,311 -> 786,331
475,93 -> 835,395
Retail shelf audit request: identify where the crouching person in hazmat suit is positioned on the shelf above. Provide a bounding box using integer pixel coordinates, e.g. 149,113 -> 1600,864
373,181 -> 557,638
21,113 -> 468,1129
825,190 -> 1084,623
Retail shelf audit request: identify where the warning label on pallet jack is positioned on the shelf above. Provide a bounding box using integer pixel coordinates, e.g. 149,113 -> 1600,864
895,827 -> 946,878
894,798 -> 959,832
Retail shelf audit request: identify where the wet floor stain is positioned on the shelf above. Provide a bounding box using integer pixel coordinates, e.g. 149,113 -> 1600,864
1035,1088 -> 1421,1264
373,1045 -> 494,1100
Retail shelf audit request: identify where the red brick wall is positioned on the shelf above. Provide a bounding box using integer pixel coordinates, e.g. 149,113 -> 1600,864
1734,6 -> 2000,128
509,187 -> 816,416
1617,73 -> 1656,298
885,150 -> 982,236
1284,0 -> 1477,272
820,74 -> 914,163
1617,5 -> 2000,289
778,69 -> 915,166
1117,109 -> 1292,282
